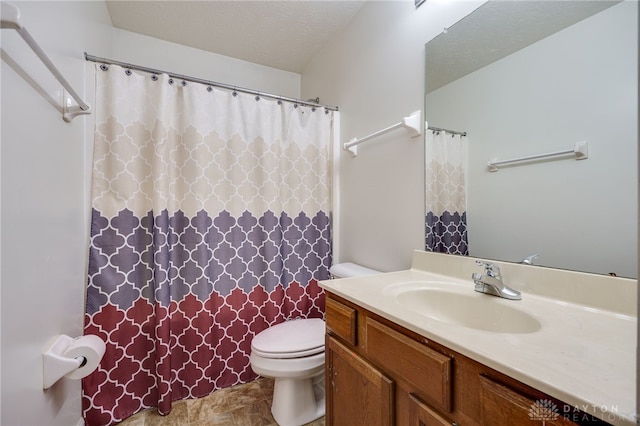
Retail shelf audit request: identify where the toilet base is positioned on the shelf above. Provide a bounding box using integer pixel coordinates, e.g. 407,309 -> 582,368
271,373 -> 325,426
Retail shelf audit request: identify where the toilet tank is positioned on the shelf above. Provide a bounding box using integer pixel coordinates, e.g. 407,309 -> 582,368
329,262 -> 380,279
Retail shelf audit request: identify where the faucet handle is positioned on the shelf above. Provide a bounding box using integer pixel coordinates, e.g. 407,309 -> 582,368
475,260 -> 501,277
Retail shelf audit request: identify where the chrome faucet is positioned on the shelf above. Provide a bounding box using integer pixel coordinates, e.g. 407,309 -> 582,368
521,253 -> 539,265
472,260 -> 521,300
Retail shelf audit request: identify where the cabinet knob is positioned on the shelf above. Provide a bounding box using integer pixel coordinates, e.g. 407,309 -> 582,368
452,422 -> 458,426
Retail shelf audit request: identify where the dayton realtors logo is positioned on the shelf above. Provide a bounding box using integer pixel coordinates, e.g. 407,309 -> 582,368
528,399 -> 622,424
528,399 -> 560,425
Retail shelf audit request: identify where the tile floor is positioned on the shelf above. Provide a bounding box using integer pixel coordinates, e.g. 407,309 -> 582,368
117,377 -> 326,426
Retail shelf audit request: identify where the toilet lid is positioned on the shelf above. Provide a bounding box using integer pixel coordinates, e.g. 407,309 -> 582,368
251,318 -> 325,358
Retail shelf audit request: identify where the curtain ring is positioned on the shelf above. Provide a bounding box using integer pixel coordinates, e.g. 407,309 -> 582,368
255,95 -> 260,101
151,74 -> 158,81
207,86 -> 213,92
168,78 -> 174,85
124,69 -> 132,76
181,80 -> 187,87
232,90 -> 238,97
99,64 -> 109,71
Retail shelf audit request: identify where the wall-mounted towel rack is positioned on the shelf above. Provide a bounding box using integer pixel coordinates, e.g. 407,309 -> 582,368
487,141 -> 588,172
1,2 -> 90,122
344,110 -> 422,157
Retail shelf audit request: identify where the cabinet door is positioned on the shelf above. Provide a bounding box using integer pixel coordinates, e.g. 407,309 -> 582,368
326,336 -> 394,426
409,393 -> 454,426
480,376 -> 578,426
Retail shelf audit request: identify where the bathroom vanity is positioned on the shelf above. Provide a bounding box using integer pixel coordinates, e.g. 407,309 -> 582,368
319,251 -> 637,426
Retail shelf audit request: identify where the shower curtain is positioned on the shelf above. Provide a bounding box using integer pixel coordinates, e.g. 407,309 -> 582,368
425,130 -> 468,255
83,64 -> 334,425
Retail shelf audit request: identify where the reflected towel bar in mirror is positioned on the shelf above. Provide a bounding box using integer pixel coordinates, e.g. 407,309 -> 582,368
487,141 -> 588,172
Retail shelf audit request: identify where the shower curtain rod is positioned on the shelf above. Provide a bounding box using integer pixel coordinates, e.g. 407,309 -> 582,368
84,53 -> 339,111
427,125 -> 467,137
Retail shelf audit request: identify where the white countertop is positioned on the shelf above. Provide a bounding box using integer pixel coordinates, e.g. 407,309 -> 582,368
320,251 -> 637,426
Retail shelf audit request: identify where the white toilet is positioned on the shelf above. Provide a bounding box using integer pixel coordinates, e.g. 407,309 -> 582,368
250,262 -> 379,426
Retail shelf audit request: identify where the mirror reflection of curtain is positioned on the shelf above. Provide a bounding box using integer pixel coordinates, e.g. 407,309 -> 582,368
425,130 -> 468,255
83,63 -> 333,424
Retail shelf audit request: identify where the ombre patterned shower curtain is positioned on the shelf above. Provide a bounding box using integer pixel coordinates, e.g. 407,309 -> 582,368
425,130 -> 468,255
83,63 -> 333,425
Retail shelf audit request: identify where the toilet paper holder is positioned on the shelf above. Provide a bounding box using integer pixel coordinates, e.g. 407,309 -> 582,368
42,334 -> 105,389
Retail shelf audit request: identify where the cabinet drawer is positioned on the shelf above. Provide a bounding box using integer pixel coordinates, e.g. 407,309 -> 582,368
480,376 -> 578,426
326,297 -> 357,346
365,317 -> 452,412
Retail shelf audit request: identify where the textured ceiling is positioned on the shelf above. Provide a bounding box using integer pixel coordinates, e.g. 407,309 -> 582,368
105,0 -> 366,74
426,1 -> 620,92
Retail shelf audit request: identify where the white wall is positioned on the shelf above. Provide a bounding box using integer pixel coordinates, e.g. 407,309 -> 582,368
1,2 -> 112,424
426,2 -> 637,278
302,0 -> 484,272
108,28 -> 301,99
0,2 -> 302,424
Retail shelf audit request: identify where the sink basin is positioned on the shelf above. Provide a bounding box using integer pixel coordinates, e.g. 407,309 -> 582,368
390,284 -> 541,334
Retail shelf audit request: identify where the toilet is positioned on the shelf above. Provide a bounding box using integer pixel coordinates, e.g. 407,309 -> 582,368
250,262 -> 379,426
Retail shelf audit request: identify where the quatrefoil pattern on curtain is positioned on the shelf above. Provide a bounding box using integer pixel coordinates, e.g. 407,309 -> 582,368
83,64 -> 334,425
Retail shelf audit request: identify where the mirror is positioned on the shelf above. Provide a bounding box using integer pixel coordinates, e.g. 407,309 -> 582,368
425,1 -> 637,278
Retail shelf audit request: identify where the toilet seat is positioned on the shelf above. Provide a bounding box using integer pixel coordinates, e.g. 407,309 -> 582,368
251,318 -> 325,359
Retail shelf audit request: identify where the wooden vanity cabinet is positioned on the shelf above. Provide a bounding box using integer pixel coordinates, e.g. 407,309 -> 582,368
324,293 -> 597,426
